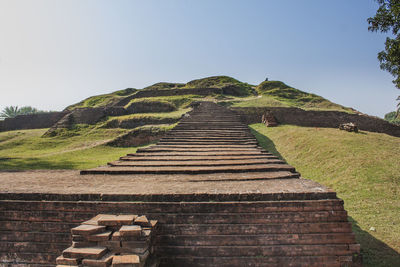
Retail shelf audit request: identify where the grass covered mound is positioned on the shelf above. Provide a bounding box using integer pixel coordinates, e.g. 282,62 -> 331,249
66,88 -> 137,110
250,124 -> 400,267
142,82 -> 185,91
183,76 -> 255,96
254,81 -> 354,112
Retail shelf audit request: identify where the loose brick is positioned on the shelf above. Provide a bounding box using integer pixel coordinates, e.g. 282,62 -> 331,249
88,231 -> 112,242
112,231 -> 121,241
112,255 -> 140,266
82,214 -> 109,226
71,224 -> 106,236
119,225 -> 142,237
134,216 -> 151,227
62,246 -> 108,260
56,255 -> 80,265
82,253 -> 114,267
72,241 -> 98,248
98,214 -> 137,226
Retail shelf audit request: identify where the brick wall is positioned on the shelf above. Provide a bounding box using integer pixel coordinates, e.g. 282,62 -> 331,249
0,192 -> 361,266
0,112 -> 66,132
232,107 -> 400,137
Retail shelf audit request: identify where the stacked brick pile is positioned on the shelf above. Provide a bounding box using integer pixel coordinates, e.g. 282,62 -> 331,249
56,214 -> 158,267
261,111 -> 278,127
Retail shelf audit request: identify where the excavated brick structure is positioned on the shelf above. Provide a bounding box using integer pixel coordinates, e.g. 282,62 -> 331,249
0,102 -> 362,266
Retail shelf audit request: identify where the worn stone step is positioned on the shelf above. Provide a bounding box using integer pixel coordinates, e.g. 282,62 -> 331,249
0,241 -> 68,253
119,155 -> 278,161
155,233 -> 356,246
0,252 -> 58,265
108,159 -> 285,167
1,210 -> 346,227
158,255 -> 352,267
159,222 -> 353,235
81,164 -> 296,175
129,151 -> 272,156
148,144 -> 259,149
0,199 -> 345,213
155,244 -> 360,257
136,147 -> 265,153
157,141 -> 258,145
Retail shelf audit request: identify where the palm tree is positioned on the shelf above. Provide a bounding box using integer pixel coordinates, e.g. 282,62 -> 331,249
0,106 -> 20,119
0,106 -> 43,119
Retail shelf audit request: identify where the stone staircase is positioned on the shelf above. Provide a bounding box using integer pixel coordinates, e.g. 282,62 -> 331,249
81,102 -> 297,177
78,101 -> 362,266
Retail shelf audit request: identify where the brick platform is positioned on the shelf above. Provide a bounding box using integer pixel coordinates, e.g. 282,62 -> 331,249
0,102 -> 361,266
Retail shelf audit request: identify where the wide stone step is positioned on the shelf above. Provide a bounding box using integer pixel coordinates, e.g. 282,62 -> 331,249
147,144 -> 259,149
119,155 -> 278,161
155,244 -> 360,257
81,164 -> 296,175
108,159 -> 285,167
158,255 -> 352,267
137,147 -> 265,153
155,232 -> 356,246
130,151 -> 271,156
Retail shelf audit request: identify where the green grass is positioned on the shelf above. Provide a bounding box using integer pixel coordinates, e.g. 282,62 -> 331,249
66,88 -> 137,110
104,108 -> 190,124
254,81 -> 355,112
125,95 -> 201,110
249,124 -> 400,266
0,128 -> 139,170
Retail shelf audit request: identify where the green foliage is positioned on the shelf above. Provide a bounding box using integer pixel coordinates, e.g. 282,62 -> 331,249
126,95 -> 200,110
250,124 -> 400,266
368,0 -> 400,109
384,111 -> 400,124
0,106 -> 48,119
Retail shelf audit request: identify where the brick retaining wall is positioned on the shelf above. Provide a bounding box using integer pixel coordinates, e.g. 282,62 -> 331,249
232,107 -> 400,137
0,112 -> 66,132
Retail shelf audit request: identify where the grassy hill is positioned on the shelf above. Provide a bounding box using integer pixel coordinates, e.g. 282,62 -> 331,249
64,76 -> 352,112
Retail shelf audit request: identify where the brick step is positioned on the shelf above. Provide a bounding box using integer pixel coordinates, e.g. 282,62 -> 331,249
1,210 -> 345,224
156,244 -> 360,257
0,190 -> 337,202
0,241 -> 68,253
0,231 -> 70,242
130,151 -> 270,156
157,141 -> 259,145
136,147 -> 265,153
119,155 -> 278,161
159,222 -> 353,235
0,221 -> 81,233
0,252 -> 58,265
0,199 -> 345,213
148,144 -> 259,149
107,159 -> 285,167
158,255 -> 354,267
80,164 -> 296,175
159,139 -> 257,143
155,233 -> 356,246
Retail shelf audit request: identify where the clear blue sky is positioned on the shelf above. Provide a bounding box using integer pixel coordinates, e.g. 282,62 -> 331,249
0,0 -> 398,118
